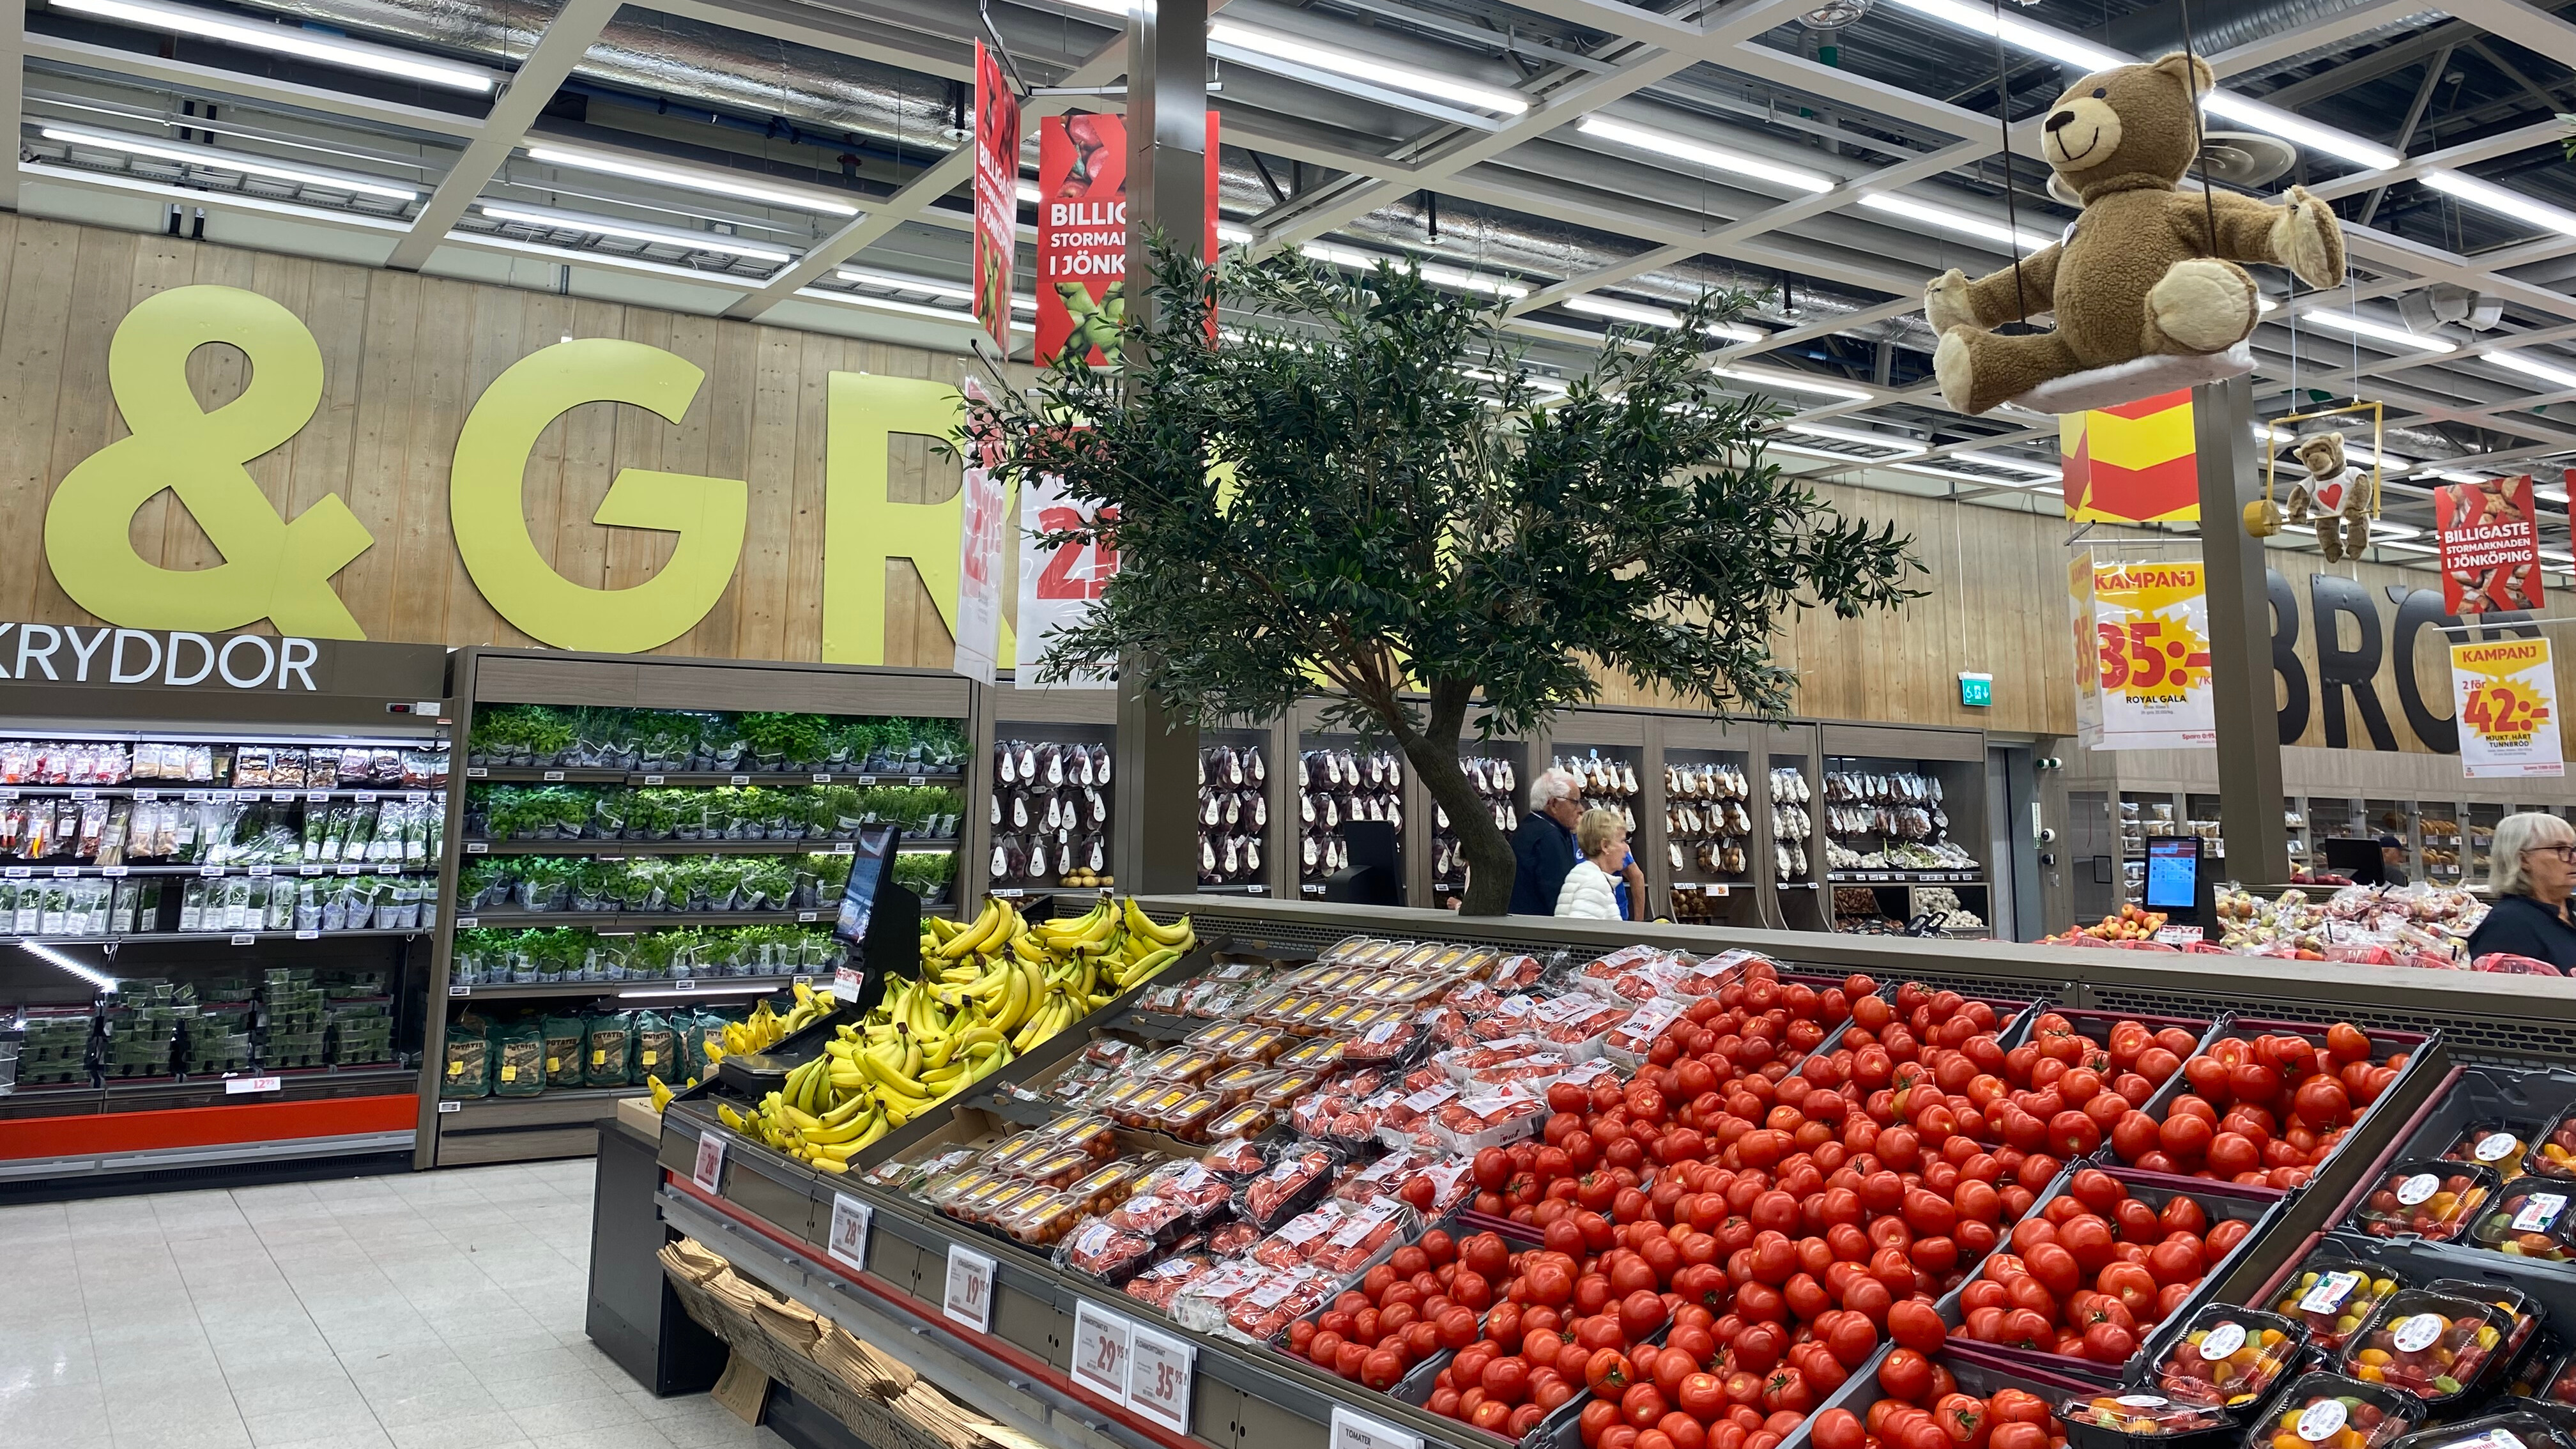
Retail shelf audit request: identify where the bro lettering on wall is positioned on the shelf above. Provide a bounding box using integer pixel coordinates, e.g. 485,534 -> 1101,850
36,282 -> 985,661
2267,565 -> 2558,755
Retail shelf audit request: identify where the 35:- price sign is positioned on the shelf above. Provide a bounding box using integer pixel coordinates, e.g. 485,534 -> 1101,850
1128,1324 -> 1197,1434
2451,637 -> 2564,778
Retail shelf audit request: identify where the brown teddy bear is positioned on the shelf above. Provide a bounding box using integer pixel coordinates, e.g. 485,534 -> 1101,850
2289,431 -> 2370,560
1924,52 -> 2346,416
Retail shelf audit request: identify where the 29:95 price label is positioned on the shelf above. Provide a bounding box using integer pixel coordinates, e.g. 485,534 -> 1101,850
1068,1301 -> 1130,1405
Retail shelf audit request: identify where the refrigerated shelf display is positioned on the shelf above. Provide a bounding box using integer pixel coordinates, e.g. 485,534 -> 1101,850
1297,742 -> 1402,885
1197,739 -> 1268,888
993,738 -> 1114,890
465,706 -> 963,777
1432,746 -> 1517,894
1663,752 -> 1752,881
1768,759 -> 1813,880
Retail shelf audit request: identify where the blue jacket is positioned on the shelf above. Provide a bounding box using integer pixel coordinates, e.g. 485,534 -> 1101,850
1509,811 -> 1576,915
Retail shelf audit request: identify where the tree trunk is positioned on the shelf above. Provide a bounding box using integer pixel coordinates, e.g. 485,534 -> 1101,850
1381,680 -> 1517,917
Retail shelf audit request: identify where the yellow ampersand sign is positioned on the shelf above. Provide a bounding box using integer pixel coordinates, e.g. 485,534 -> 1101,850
43,285 -> 374,636
450,339 -> 747,654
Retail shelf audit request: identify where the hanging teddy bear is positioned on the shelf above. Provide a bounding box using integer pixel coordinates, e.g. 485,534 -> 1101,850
1923,52 -> 2347,416
2290,431 -> 2372,561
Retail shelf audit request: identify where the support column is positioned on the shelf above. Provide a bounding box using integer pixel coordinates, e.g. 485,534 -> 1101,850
2194,374 -> 2292,885
1110,0 -> 1208,896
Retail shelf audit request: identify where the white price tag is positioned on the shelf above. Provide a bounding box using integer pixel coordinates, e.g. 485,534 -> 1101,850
50,866 -> 76,878
798,911 -> 820,923
906,776 -> 926,787
464,767 -> 487,779
1127,1325 -> 1195,1434
813,773 -> 834,784
831,965 -> 864,1002
943,1245 -> 995,1333
1069,1300 -> 1131,1404
542,770 -> 565,782
448,985 -> 471,997
295,930 -> 319,940
2152,925 -> 2204,946
229,933 -> 255,946
825,1194 -> 872,1273
298,865 -> 321,877
465,843 -> 487,854
456,916 -> 478,928
102,866 -> 128,878
855,775 -> 878,786
729,774 -> 751,786
248,864 -> 272,877
671,979 -> 696,992
353,792 -> 378,803
1330,1406 -> 1420,1449
643,774 -> 666,786
792,974 -> 813,986
438,1099 -> 461,1113
338,864 -> 360,875
224,1075 -> 282,1094
691,1133 -> 726,1193
306,792 -> 329,804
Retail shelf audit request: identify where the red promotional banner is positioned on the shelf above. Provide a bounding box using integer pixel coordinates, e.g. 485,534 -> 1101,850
1034,111 -> 1221,366
972,42 -> 1018,353
2435,473 -> 2545,615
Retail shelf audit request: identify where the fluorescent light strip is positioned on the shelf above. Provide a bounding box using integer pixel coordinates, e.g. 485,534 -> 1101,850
799,288 -> 1034,323
1218,222 -> 1254,245
1208,20 -> 1528,114
618,985 -> 784,999
1567,294 -> 1678,328
2363,521 -> 2423,541
1780,422 -> 1926,456
1463,365 -> 1567,397
1298,241 -> 1525,298
1896,461 -> 2034,487
1574,115 -> 1834,195
1960,450 -> 2064,479
1860,193 -> 2054,253
1715,367 -> 1874,401
1017,181 -> 1043,204
40,123 -> 420,199
2370,539 -> 2439,555
523,144 -> 859,217
2420,171 -> 2576,240
20,940 -> 114,990
2542,487 -> 2572,505
477,203 -> 794,263
1883,0 -> 2124,71
836,266 -> 974,303
2542,549 -> 2576,564
2490,349 -> 2576,390
2198,94 -> 2401,171
2300,309 -> 2456,353
53,0 -> 496,91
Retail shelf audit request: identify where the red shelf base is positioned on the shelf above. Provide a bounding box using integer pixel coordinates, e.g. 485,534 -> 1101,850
0,1092 -> 419,1161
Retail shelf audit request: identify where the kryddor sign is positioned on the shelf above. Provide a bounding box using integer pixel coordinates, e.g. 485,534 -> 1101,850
0,624 -> 324,691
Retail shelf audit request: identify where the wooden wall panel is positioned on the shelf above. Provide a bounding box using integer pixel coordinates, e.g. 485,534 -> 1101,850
0,217 -> 2206,744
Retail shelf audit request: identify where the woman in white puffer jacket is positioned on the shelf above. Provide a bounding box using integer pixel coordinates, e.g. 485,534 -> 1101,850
1554,808 -> 1627,920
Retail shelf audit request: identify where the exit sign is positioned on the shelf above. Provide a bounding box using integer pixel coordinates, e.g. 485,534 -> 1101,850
1959,672 -> 1993,707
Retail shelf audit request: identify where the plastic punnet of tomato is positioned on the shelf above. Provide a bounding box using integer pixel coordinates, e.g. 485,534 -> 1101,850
2335,1290 -> 2511,1406
2057,1392 -> 2234,1449
2468,1181 -> 2576,1262
2386,1409 -> 2576,1449
2352,1162 -> 2496,1243
2158,1305 -> 2307,1408
2425,1279 -> 2542,1387
2441,1121 -> 2536,1182
2267,1257 -> 2402,1355
2530,1114 -> 2576,1179
2102,1021 -> 2416,1190
2255,1373 -> 2423,1449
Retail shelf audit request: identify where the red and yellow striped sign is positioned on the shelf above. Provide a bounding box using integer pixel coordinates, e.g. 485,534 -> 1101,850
2060,388 -> 2200,525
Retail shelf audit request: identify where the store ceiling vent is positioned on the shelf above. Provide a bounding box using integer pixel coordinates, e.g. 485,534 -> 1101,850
2398,284 -> 2504,333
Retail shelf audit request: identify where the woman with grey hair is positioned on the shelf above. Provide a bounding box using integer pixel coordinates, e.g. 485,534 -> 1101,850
1508,767 -> 1585,914
1554,809 -> 1628,920
2466,811 -> 2576,970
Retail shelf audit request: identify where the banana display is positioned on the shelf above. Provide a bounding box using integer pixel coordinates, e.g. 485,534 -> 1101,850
710,895 -> 1195,1173
645,993 -> 815,1114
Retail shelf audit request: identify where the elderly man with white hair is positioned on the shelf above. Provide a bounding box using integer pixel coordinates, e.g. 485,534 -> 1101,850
1508,768 -> 1586,914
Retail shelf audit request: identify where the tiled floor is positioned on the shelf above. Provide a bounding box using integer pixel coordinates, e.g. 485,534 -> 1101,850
0,1159 -> 788,1449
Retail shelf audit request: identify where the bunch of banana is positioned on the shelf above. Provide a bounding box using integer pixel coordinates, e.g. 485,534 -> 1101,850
717,898 -> 1195,1172
699,986 -> 834,1071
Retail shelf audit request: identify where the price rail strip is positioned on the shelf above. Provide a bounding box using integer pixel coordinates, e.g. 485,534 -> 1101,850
661,1175 -> 1202,1449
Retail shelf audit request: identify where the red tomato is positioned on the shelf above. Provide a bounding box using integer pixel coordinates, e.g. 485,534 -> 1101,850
1584,1401 -> 1623,1448
1878,1348 -> 1933,1403
2082,1321 -> 2137,1364
1472,1399 -> 1512,1433
1623,1383 -> 1670,1430
1813,1409 -> 1865,1449
2147,1237 -> 2204,1286
1362,1349 -> 1405,1390
1587,1349 -> 1637,1395
1888,1300 -> 1947,1354
1680,1372 -> 1727,1421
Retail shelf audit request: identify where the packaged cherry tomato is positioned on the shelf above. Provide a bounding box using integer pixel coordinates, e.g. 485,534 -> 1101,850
2159,1304 -> 2308,1407
2467,1181 -> 2576,1262
2531,1114 -> 2576,1178
2269,1255 -> 2405,1353
2059,1391 -> 2235,1448
2338,1289 -> 2513,1405
2442,1121 -> 2537,1181
2386,1410 -> 2576,1449
1232,1142 -> 1342,1234
2256,1374 -> 2423,1449
1120,1251 -> 1213,1311
2354,1162 -> 2496,1242
1133,1157 -> 1233,1223
1199,1136 -> 1272,1182
2428,1279 -> 2542,1385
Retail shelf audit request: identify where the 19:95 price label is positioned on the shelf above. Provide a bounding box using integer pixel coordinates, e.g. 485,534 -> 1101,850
1127,1325 -> 1196,1434
943,1246 -> 995,1334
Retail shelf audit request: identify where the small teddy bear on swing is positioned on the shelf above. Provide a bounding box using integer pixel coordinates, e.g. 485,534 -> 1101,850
2287,431 -> 2371,561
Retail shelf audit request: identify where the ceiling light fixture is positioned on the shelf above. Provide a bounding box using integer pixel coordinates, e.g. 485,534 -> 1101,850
523,143 -> 860,217
1716,367 -> 1874,401
53,0 -> 498,91
801,288 -> 1034,322
1207,20 -> 1528,114
20,940 -> 114,990
1880,0 -> 2397,170
2196,94 -> 2402,170
1018,181 -> 1043,204
1859,192 -> 2055,253
477,203 -> 794,263
2421,171 -> 2576,240
1779,422 -> 1927,456
1959,450 -> 2064,479
1895,460 -> 2033,487
40,123 -> 420,199
2489,349 -> 2576,390
1564,293 -> 1763,342
2299,309 -> 2457,353
1298,241 -> 1525,296
836,266 -> 974,303
1574,116 -> 1835,194
1218,222 -> 1254,245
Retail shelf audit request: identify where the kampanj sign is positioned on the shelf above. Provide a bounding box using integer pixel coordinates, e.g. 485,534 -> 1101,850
2269,567 -> 2540,755
39,283 -> 972,659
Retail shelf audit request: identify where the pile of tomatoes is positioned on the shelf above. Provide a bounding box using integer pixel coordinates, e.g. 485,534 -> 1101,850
1807,1350 -> 2069,1449
2095,1025 -> 2408,1188
1952,1167 -> 2248,1363
1287,1229 -> 1506,1393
